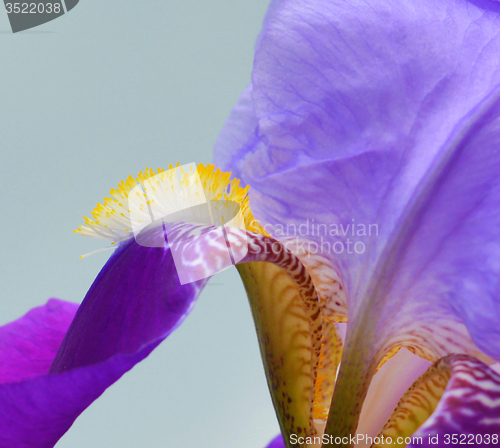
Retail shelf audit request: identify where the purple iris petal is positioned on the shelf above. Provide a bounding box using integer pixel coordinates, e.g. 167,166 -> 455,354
0,299 -> 76,384
214,84 -> 262,183
409,355 -> 500,447
0,337 -> 154,447
52,231 -> 205,371
215,0 -> 500,359
265,434 -> 285,448
213,0 -> 285,182
0,232 -> 204,447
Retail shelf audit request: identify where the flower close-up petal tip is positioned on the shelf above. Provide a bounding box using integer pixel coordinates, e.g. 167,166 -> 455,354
266,434 -> 285,448
51,234 -> 206,373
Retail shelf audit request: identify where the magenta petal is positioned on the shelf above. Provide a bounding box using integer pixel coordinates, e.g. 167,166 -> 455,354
0,299 -> 77,384
265,434 -> 285,448
0,233 -> 205,446
409,355 -> 500,447
0,343 -> 155,448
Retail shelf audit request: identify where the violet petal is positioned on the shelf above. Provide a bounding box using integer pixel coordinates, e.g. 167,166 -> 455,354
52,234 -> 206,371
0,233 -> 204,446
265,434 -> 286,448
0,299 -> 77,384
215,0 -> 500,362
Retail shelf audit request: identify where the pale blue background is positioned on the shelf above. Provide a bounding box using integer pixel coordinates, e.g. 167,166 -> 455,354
0,1 -> 279,446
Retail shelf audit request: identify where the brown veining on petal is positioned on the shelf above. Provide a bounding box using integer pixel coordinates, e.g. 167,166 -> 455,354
279,237 -> 348,323
235,232 -> 344,448
373,358 -> 451,447
374,355 -> 500,448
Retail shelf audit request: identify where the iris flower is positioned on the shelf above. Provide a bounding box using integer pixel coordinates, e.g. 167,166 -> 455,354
215,0 -> 500,444
2,0 -> 500,447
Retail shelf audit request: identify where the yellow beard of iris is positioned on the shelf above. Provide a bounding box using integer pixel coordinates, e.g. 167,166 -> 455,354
75,163 -> 267,244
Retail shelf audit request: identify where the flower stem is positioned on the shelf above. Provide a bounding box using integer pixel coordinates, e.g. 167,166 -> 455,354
323,331 -> 377,446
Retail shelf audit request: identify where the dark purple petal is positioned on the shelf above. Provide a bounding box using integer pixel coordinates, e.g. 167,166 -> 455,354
0,230 -> 205,446
265,434 -> 285,448
52,232 -> 205,371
